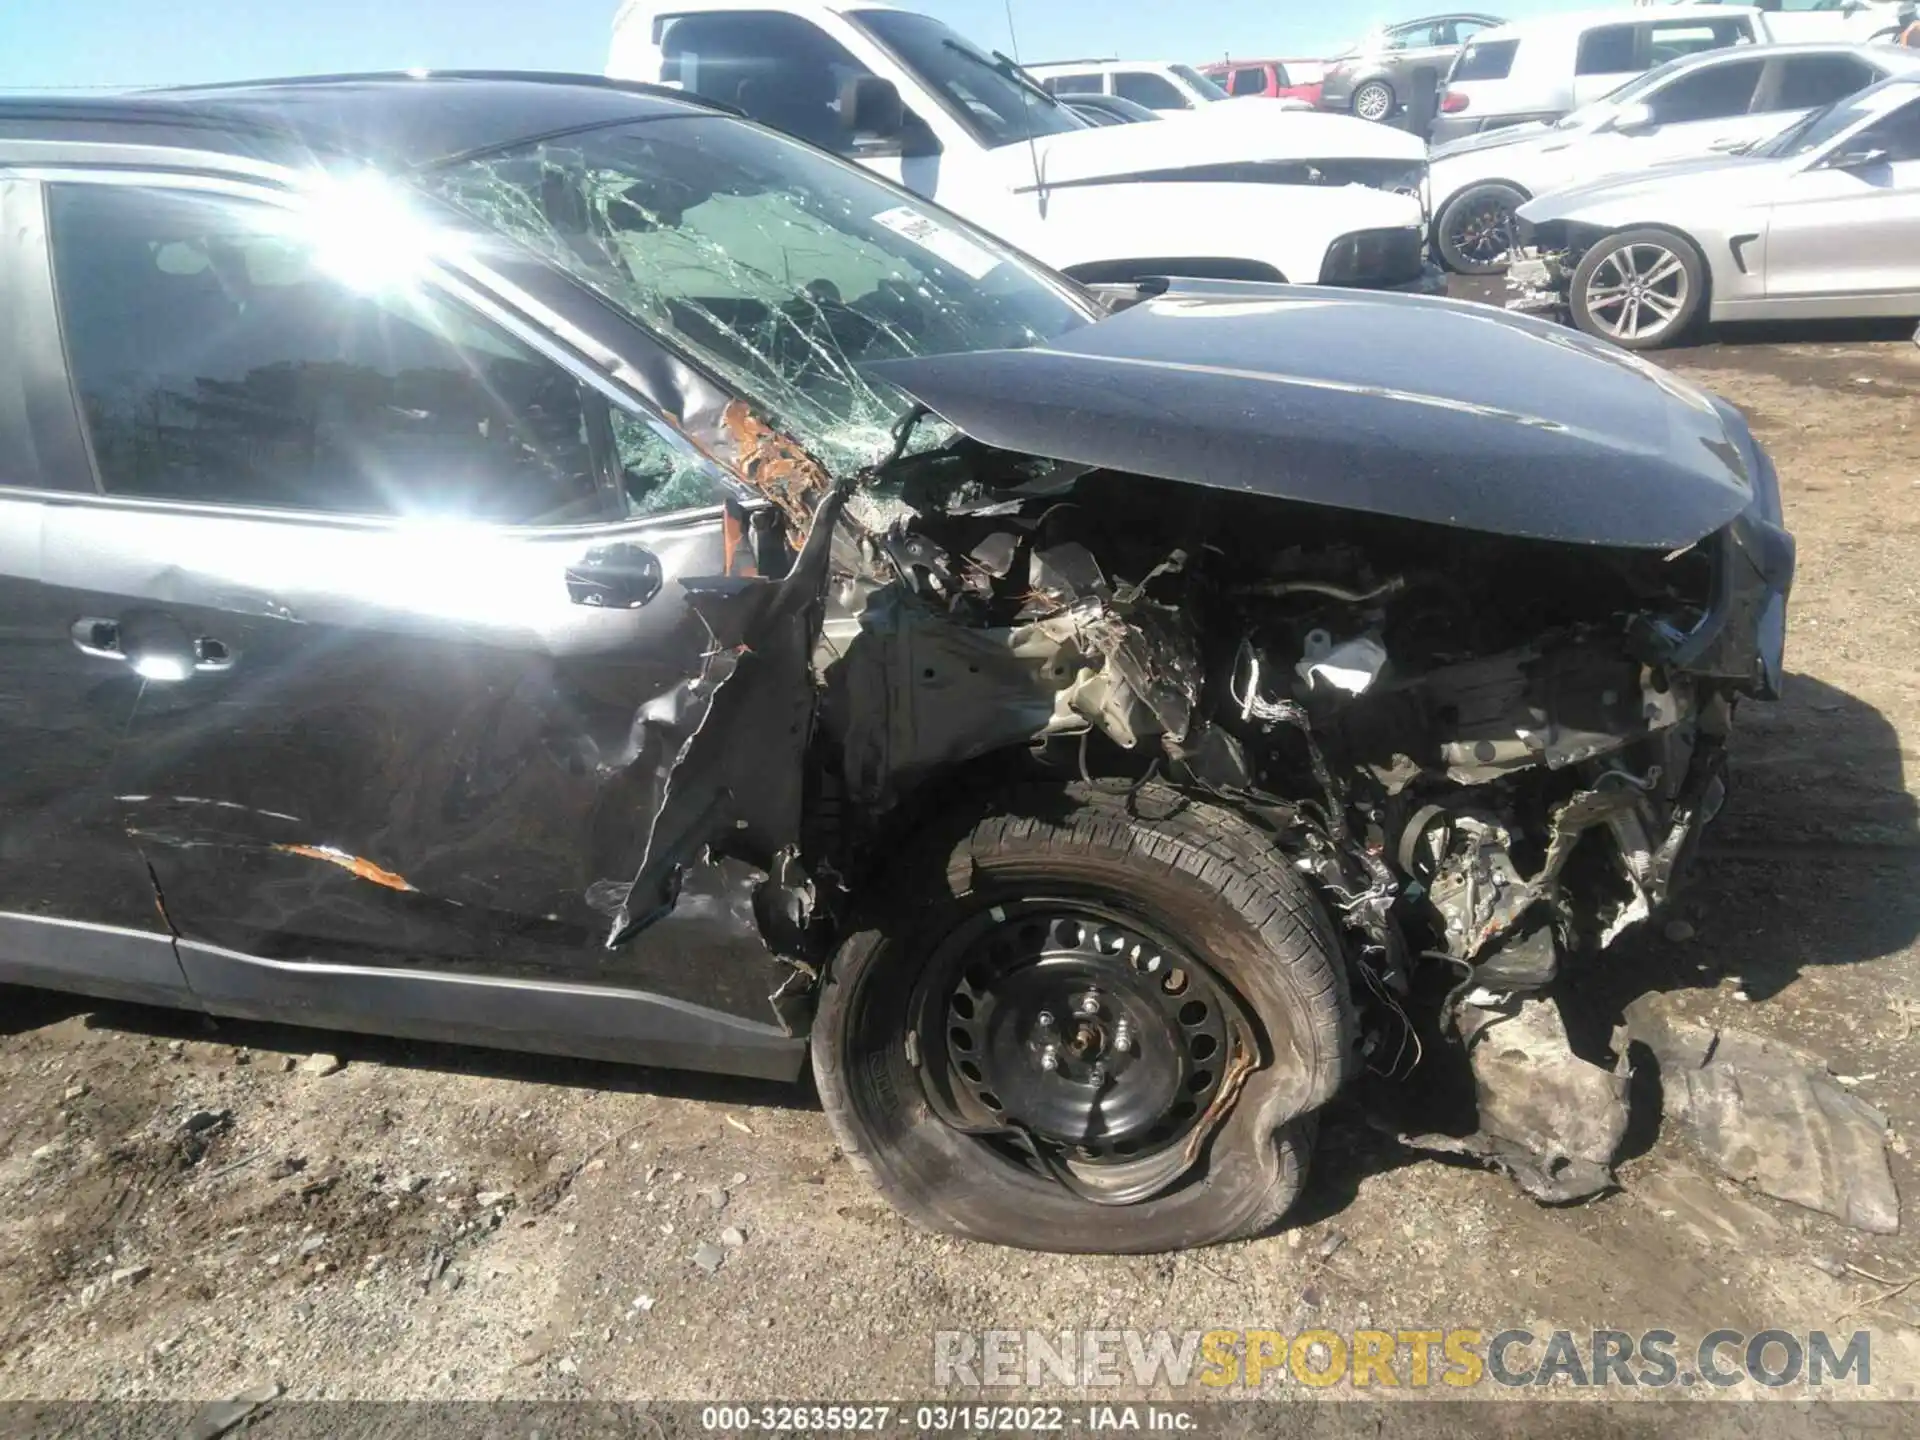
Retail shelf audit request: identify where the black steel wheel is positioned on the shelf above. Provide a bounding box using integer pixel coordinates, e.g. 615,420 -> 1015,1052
812,782 -> 1356,1253
925,901 -> 1247,1204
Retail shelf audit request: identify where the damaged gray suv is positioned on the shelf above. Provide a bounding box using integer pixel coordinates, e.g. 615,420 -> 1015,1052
0,73 -> 1792,1252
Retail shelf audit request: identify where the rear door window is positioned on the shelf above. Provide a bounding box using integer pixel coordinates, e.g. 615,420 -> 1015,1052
1576,25 -> 1639,77
1644,57 -> 1765,123
1771,54 -> 1879,112
1644,19 -> 1752,65
1114,70 -> 1191,110
1385,21 -> 1447,50
1043,72 -> 1103,95
1228,67 -> 1266,97
1451,39 -> 1519,82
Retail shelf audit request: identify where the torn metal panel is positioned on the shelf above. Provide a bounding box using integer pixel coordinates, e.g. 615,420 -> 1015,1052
1627,999 -> 1900,1235
593,486 -> 848,950
721,399 -> 836,537
1401,809 -> 1533,964
817,530 -> 1205,809
1406,997 -> 1629,1203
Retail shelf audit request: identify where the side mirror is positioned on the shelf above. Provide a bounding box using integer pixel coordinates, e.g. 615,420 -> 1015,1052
1822,146 -> 1890,171
1608,101 -> 1656,135
841,75 -> 906,139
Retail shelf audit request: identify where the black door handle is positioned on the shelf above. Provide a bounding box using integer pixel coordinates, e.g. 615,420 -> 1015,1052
566,543 -> 664,609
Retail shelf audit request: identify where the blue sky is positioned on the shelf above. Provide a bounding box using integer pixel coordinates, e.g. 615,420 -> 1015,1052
1,1 -> 1600,90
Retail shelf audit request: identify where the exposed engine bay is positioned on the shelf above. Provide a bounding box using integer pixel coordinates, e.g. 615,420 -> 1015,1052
573,274 -> 1794,1214
733,442 -> 1745,1201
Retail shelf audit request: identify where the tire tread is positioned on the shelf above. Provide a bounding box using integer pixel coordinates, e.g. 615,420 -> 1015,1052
811,781 -> 1354,1251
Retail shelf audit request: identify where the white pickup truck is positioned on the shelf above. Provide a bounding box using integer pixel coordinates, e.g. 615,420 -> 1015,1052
608,0 -> 1441,291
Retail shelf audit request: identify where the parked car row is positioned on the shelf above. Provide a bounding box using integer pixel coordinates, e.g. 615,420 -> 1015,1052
1509,70 -> 1920,346
1430,39 -> 1920,272
1321,11 -> 1508,123
1199,57 -> 1325,107
1314,4 -> 1915,131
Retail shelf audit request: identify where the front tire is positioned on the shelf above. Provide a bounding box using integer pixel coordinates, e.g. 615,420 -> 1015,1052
1351,80 -> 1396,123
811,781 -> 1355,1253
1435,182 -> 1527,274
1569,227 -> 1707,351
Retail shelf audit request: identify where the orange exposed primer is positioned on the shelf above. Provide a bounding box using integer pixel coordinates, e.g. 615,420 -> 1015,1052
275,844 -> 417,893
721,399 -> 832,538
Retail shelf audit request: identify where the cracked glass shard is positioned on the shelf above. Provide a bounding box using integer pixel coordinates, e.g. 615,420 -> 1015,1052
428,116 -> 1091,478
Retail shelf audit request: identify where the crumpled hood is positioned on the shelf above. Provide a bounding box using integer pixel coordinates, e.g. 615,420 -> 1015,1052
993,105 -> 1424,189
866,281 -> 1760,550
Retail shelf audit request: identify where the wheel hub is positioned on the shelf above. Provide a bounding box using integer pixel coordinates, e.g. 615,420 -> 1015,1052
937,909 -> 1232,1162
1456,203 -> 1513,261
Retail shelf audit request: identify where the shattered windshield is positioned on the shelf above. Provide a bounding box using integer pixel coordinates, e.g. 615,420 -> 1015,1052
429,116 -> 1092,473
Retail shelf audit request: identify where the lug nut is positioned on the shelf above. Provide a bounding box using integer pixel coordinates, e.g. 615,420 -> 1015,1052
1036,1010 -> 1055,1030
1088,1063 -> 1106,1087
1077,993 -> 1100,1016
1112,1019 -> 1133,1054
1039,1045 -> 1058,1073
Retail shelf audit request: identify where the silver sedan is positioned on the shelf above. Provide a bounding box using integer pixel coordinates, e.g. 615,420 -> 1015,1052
1430,42 -> 1920,274
1508,74 -> 1920,349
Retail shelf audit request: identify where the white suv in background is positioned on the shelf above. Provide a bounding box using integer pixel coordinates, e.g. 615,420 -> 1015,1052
1027,60 -> 1234,113
1431,4 -> 1772,143
610,2 -> 1436,292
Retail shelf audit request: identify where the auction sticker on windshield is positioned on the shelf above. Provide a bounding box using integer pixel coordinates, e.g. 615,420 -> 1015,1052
872,205 -> 1000,279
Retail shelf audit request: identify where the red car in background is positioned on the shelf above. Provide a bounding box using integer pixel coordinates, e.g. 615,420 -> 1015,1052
1201,58 -> 1324,107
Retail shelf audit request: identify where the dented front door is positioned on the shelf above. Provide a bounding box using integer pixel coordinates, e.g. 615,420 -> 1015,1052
36,174 -> 803,1033
71,503 -> 794,1020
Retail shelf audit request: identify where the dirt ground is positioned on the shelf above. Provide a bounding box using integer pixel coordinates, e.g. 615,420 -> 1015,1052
2,305 -> 1919,1411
